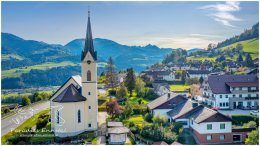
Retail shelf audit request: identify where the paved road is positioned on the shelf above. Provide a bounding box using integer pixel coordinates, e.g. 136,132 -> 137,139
1,101 -> 49,136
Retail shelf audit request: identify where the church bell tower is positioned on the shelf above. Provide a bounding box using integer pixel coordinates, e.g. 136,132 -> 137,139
81,10 -> 98,131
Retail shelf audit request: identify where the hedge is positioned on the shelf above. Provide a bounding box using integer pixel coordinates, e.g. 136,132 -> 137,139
232,115 -> 259,126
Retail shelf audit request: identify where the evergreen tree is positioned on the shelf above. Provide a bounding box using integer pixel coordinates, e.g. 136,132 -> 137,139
199,76 -> 204,85
237,54 -> 243,62
245,53 -> 254,67
124,68 -> 136,96
105,57 -> 117,90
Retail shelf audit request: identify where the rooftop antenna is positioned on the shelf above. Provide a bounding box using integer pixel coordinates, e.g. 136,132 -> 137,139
88,6 -> 90,18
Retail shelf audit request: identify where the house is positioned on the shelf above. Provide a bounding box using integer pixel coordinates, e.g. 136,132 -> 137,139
147,95 -> 255,144
50,11 -> 98,137
203,75 -> 259,109
186,70 -> 211,79
144,70 -> 175,81
107,122 -> 130,144
152,83 -> 170,96
147,92 -> 187,118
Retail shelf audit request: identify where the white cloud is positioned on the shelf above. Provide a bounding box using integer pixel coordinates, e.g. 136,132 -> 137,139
199,1 -> 242,27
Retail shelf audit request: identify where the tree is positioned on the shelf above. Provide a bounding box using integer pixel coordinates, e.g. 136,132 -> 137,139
245,53 -> 254,67
106,99 -> 122,118
116,86 -> 128,101
186,78 -> 199,85
190,84 -> 202,98
237,54 -> 243,62
123,101 -> 133,119
144,113 -> 153,122
105,57 -> 118,90
21,96 -> 31,106
243,121 -> 257,128
199,76 -> 204,85
124,68 -> 136,96
245,128 -> 259,145
236,43 -> 243,52
135,77 -> 145,97
153,114 -> 168,126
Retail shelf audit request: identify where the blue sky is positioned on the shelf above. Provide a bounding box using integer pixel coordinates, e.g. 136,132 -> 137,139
1,1 -> 259,49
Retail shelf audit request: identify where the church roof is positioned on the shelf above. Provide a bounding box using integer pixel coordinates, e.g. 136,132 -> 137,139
81,10 -> 97,61
52,84 -> 86,103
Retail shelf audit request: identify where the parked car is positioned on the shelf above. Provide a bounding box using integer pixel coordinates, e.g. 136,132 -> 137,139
250,110 -> 259,116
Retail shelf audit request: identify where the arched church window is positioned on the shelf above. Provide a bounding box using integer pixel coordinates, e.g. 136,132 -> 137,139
57,111 -> 59,124
78,110 -> 81,123
87,70 -> 91,81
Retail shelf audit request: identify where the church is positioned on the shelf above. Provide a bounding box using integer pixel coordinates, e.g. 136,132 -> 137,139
50,10 -> 98,137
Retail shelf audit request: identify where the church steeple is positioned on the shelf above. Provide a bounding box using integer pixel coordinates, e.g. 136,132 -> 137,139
81,9 -> 97,61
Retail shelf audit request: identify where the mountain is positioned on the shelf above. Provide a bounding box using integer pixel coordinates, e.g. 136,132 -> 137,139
1,33 -> 173,72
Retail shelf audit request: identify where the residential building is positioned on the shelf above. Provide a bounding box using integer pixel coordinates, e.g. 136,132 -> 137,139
144,70 -> 176,81
152,83 -> 170,96
203,75 -> 259,109
186,70 -> 211,79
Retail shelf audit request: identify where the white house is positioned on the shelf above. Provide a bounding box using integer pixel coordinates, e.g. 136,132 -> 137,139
50,11 -> 98,137
186,70 -> 211,79
203,75 -> 259,109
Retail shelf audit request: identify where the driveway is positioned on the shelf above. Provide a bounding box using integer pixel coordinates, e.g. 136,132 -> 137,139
218,109 -> 252,116
1,101 -> 49,136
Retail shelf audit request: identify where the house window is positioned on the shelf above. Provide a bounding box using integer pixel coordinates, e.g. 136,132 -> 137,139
239,94 -> 242,98
89,106 -> 91,109
225,95 -> 228,98
226,102 -> 229,107
248,94 -> 251,98
233,94 -> 236,98
191,119 -> 193,125
88,124 -> 91,127
207,124 -> 212,130
207,135 -> 212,141
220,123 -> 225,129
220,135 -> 225,140
239,87 -> 242,90
78,110 -> 81,123
220,103 -> 222,107
87,70 -> 91,81
88,92 -> 91,95
220,95 -> 222,98
57,111 -> 60,124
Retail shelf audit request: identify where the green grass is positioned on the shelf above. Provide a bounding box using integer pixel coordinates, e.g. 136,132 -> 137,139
30,122 -> 54,143
170,84 -> 190,92
1,108 -> 50,144
128,96 -> 149,105
125,136 -> 135,145
124,115 -> 145,128
2,61 -> 78,78
1,93 -> 32,99
186,56 -> 216,62
2,54 -> 24,61
219,38 -> 259,59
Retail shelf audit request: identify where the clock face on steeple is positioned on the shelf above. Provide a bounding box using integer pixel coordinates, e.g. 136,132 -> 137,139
87,60 -> 91,64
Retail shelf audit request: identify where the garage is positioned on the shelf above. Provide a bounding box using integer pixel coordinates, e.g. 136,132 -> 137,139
233,134 -> 242,142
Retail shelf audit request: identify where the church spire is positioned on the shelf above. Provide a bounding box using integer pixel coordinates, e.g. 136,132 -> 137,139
82,8 -> 96,61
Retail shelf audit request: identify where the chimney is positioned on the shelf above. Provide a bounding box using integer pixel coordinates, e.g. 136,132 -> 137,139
168,93 -> 171,98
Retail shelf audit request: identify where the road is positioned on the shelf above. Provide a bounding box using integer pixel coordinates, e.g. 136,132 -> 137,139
1,101 -> 49,136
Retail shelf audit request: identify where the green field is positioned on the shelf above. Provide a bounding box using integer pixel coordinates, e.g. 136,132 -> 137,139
2,54 -> 24,61
219,38 -> 259,59
170,84 -> 190,92
2,61 -> 78,78
186,56 -> 217,62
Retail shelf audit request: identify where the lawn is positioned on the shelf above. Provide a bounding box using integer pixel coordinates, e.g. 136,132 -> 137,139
170,84 -> 190,92
219,38 -> 259,59
186,56 -> 216,62
1,108 -> 50,144
123,115 -> 145,128
2,61 -> 78,78
128,96 -> 149,105
30,122 -> 54,143
2,54 -> 24,61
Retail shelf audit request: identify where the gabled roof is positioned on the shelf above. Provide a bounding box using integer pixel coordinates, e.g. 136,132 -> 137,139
187,70 -> 211,75
147,93 -> 187,110
52,84 -> 86,103
226,82 -> 258,87
107,127 -> 129,134
107,122 -> 123,127
49,75 -> 82,100
178,106 -> 232,124
167,100 -> 194,120
208,75 -> 259,94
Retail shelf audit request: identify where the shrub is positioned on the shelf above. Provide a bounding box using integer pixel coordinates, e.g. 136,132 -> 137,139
243,121 -> 257,128
232,115 -> 259,126
108,89 -> 116,96
144,113 -> 153,122
98,106 -> 106,112
171,122 -> 184,134
3,107 -> 10,114
36,116 -> 49,129
21,96 -> 31,106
